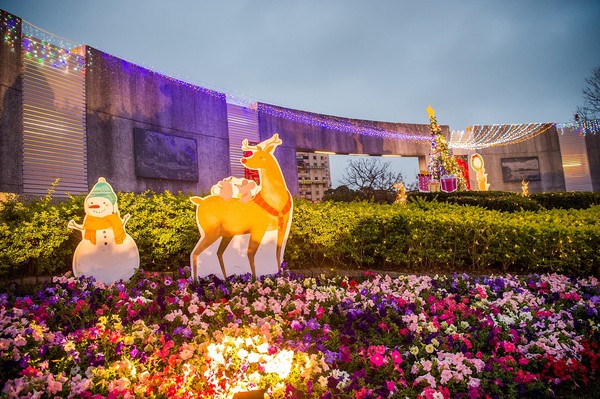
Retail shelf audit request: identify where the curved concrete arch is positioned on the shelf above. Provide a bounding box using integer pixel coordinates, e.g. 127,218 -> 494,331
257,103 -> 443,195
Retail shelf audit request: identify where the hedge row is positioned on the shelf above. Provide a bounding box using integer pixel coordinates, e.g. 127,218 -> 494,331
0,191 -> 198,280
288,199 -> 600,276
408,191 -> 600,212
1,192 -> 599,279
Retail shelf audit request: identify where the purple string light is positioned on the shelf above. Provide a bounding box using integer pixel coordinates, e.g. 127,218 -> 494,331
258,103 -> 431,142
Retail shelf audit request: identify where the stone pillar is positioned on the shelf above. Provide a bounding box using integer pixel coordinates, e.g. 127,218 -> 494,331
585,133 -> 600,192
0,10 -> 23,193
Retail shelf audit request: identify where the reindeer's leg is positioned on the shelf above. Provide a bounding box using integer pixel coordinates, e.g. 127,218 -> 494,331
247,228 -> 267,278
190,232 -> 220,280
216,236 -> 233,279
276,215 -> 291,271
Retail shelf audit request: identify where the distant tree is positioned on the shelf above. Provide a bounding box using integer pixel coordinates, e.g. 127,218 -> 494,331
576,65 -> 600,120
339,158 -> 406,203
322,185 -> 363,202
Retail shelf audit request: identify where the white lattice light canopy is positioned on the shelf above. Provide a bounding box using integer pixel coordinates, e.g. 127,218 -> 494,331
449,123 -> 555,150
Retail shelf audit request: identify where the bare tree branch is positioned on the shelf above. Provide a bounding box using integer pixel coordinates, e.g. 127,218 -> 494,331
577,65 -> 600,120
340,158 -> 405,192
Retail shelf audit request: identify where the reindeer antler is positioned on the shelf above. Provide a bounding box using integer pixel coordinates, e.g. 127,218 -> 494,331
261,133 -> 282,149
241,134 -> 282,153
241,139 -> 258,152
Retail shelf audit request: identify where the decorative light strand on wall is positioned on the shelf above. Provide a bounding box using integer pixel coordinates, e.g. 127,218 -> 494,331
86,48 -> 225,101
449,123 -> 555,150
556,119 -> 600,136
258,103 -> 431,142
1,11 -> 19,50
21,21 -> 86,73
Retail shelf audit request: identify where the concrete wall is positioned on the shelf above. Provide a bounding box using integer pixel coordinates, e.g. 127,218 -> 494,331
454,126 -> 566,193
85,47 -> 231,194
585,133 -> 600,192
0,11 -> 22,193
1,10 -> 591,197
258,103 -> 435,195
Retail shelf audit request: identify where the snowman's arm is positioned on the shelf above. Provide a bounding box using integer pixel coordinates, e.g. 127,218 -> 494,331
122,214 -> 130,227
68,219 -> 84,231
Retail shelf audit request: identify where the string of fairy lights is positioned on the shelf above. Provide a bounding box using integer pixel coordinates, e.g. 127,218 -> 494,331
555,119 -> 600,135
2,13 -> 599,146
449,120 -> 599,150
1,10 -> 19,49
449,123 -> 555,150
258,104 -> 431,142
20,20 -> 86,73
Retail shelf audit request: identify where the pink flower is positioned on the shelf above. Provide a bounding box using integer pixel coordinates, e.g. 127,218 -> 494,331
440,369 -> 453,384
370,353 -> 384,367
20,365 -> 39,377
391,350 -> 403,364
502,341 -> 516,353
519,357 -> 529,365
46,375 -> 63,394
316,307 -> 325,319
355,386 -> 372,399
386,380 -> 396,392
421,360 -> 433,372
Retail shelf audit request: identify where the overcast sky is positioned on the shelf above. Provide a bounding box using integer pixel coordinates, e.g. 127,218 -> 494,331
3,1 -> 599,185
5,0 -> 600,129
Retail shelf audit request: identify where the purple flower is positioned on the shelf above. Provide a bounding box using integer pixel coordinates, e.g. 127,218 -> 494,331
90,353 -> 105,367
130,345 -> 139,358
323,350 -> 339,364
307,318 -> 320,330
290,320 -> 302,331
115,341 -> 124,356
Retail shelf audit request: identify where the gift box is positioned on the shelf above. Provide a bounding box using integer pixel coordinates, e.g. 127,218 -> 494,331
440,175 -> 457,193
418,174 -> 430,192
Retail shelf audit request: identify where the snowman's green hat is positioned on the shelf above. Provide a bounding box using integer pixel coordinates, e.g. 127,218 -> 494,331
87,177 -> 117,204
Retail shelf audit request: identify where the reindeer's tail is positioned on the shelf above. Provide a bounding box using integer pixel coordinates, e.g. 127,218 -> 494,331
190,197 -> 204,205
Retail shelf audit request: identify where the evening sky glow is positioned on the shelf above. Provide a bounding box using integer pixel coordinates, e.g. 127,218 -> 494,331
3,0 -> 599,185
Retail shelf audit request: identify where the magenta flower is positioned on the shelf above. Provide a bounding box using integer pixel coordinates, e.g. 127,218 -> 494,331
391,350 -> 403,365
370,353 -> 384,367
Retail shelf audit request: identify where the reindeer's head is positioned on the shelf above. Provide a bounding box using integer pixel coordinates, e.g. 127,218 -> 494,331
241,134 -> 282,171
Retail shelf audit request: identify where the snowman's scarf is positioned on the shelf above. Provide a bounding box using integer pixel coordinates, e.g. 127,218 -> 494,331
82,214 -> 126,245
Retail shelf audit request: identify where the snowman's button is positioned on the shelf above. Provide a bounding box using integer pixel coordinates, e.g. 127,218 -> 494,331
104,242 -> 108,246
103,230 -> 107,233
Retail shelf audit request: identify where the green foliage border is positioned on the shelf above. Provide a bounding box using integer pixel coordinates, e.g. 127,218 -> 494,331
0,191 -> 599,280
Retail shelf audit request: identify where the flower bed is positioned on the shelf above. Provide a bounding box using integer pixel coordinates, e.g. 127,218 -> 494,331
1,268 -> 599,398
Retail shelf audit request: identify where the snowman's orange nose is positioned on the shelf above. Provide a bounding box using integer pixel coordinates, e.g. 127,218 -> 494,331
89,204 -> 100,209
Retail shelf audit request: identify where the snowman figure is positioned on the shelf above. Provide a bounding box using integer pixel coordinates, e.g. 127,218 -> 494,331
68,177 -> 139,284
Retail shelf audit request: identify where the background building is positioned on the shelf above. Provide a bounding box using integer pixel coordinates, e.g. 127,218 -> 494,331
296,151 -> 331,202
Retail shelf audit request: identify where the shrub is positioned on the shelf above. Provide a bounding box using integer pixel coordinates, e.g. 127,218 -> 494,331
1,191 -> 599,279
407,191 -> 600,212
0,191 -> 198,279
529,191 -> 600,210
287,201 -> 600,276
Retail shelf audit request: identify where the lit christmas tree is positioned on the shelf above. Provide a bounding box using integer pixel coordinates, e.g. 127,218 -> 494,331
426,105 -> 468,190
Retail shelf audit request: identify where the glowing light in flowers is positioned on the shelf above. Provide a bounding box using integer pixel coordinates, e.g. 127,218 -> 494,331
263,349 -> 294,379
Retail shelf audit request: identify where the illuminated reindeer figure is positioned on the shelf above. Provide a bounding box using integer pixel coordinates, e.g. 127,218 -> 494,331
190,134 -> 293,279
